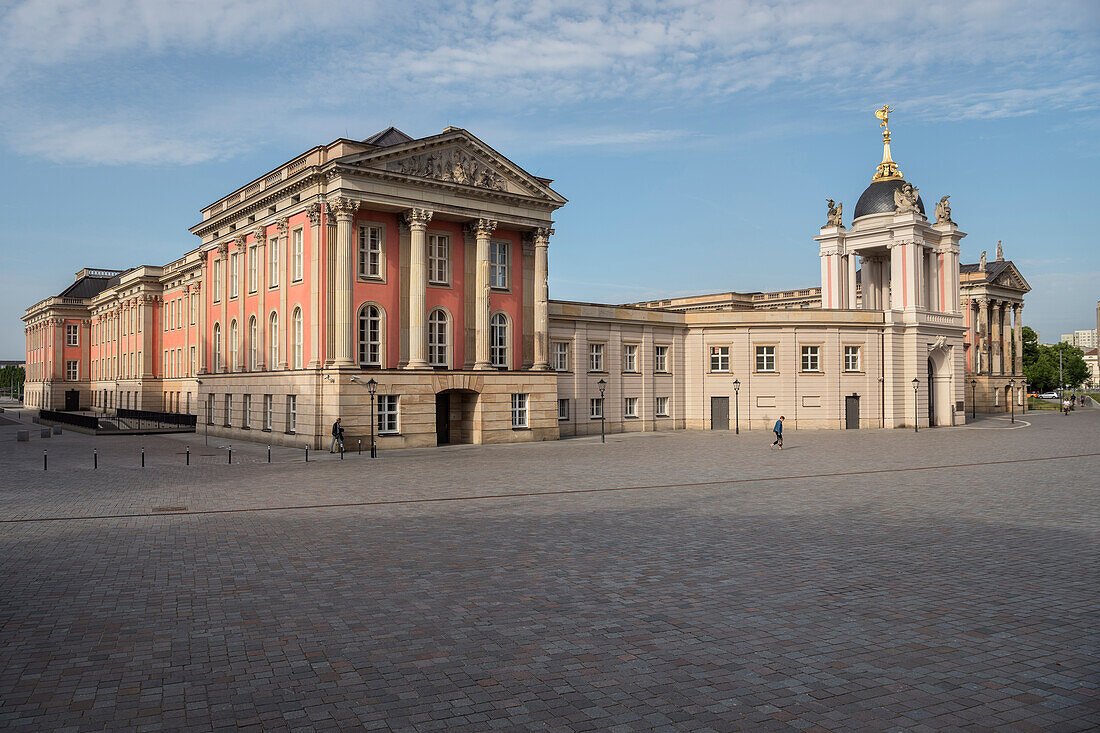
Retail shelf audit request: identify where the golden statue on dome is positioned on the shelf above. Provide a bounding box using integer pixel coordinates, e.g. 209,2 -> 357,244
872,105 -> 903,182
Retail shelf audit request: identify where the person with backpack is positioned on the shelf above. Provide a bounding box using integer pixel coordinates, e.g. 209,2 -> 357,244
771,415 -> 785,449
330,417 -> 345,453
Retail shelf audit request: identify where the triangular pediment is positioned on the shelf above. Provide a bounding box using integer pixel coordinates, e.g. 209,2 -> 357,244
992,261 -> 1031,292
335,129 -> 566,204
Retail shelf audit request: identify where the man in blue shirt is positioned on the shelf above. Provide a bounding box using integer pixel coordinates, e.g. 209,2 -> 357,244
771,415 -> 784,449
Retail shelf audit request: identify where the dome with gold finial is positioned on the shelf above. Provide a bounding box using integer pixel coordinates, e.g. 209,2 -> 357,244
853,106 -> 924,220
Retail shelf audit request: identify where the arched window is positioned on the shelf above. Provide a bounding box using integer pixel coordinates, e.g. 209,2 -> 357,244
428,309 -> 449,368
358,304 -> 382,367
292,307 -> 303,369
228,320 -> 238,371
248,316 -> 257,371
269,312 -> 279,368
213,322 -> 222,371
490,312 -> 508,368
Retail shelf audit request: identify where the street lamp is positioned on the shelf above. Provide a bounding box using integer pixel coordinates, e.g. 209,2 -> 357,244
732,379 -> 740,435
912,378 -> 919,433
970,378 -> 977,420
366,377 -> 378,458
597,378 -> 606,444
1008,378 -> 1015,424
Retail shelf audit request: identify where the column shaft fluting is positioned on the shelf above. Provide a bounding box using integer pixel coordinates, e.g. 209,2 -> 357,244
533,227 -> 552,369
473,218 -> 496,370
329,198 -> 359,367
405,209 -> 433,369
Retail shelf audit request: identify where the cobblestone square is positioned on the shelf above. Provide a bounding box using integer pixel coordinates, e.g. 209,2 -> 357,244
1,409 -> 1097,731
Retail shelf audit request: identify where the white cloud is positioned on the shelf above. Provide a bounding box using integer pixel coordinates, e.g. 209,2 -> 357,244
9,119 -> 239,165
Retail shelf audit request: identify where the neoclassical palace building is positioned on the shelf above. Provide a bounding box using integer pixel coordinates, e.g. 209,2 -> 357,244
23,112 -> 1029,448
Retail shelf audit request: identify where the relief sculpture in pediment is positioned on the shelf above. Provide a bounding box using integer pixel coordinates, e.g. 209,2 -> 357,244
387,148 -> 507,191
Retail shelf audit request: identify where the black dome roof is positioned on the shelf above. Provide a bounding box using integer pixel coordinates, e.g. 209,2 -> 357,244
853,179 -> 924,219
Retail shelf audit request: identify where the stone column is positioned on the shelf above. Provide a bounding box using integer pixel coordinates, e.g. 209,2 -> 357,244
404,208 -> 433,369
235,235 -> 247,371
196,280 -> 207,374
976,297 -> 989,374
473,218 -> 497,369
991,301 -> 1003,375
328,197 -> 359,367
308,204 -> 324,369
276,218 -> 289,369
846,252 -> 858,309
532,226 -> 552,370
1013,303 -> 1023,375
253,228 -> 267,370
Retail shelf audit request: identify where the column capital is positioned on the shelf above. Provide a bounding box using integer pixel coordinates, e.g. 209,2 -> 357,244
1012,302 -> 1022,314
404,208 -> 433,230
325,197 -> 359,221
534,226 -> 553,246
234,234 -> 247,249
216,240 -> 229,259
975,296 -> 990,307
276,217 -> 289,236
251,227 -> 267,244
474,218 -> 498,238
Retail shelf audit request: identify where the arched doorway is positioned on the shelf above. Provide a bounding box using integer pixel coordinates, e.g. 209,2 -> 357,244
1004,385 -> 1012,413
927,346 -> 954,427
435,389 -> 479,445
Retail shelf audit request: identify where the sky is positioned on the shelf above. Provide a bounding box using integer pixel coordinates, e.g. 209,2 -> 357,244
1,0 -> 1097,358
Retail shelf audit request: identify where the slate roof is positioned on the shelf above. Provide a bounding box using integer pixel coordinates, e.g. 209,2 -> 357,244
58,273 -> 119,299
960,260 -> 1013,280
362,127 -> 414,147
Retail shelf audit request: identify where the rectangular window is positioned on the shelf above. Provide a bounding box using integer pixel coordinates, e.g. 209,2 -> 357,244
230,253 -> 239,298
589,343 -> 605,372
428,234 -> 449,284
66,324 -> 78,346
65,360 -> 78,381
623,344 -> 638,373
269,239 -> 279,286
656,396 -> 670,417
557,398 -> 569,420
490,241 -> 508,289
163,350 -> 168,376
242,394 -> 251,429
801,345 -> 820,372
207,394 -> 215,424
190,346 -> 196,376
511,393 -> 528,428
286,395 -> 297,432
358,225 -> 382,279
248,246 -> 257,292
710,346 -> 730,372
590,397 -> 604,419
844,346 -> 861,372
224,394 -> 232,426
190,293 -> 197,324
756,345 -> 776,372
378,395 -> 399,434
655,345 -> 669,373
263,394 -> 273,430
213,259 -> 222,301
624,396 -> 638,418
292,229 -> 304,281
553,342 -> 570,372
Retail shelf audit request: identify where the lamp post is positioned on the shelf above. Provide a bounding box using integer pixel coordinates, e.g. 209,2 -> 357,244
597,378 -> 606,444
970,378 -> 977,420
367,377 -> 378,458
1008,378 -> 1015,424
733,379 -> 740,435
912,377 -> 919,433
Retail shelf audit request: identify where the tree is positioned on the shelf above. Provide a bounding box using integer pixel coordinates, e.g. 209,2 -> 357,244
1023,339 -> 1089,392
0,365 -> 24,400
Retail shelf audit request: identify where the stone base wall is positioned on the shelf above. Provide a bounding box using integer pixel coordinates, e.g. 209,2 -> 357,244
967,375 -> 1027,416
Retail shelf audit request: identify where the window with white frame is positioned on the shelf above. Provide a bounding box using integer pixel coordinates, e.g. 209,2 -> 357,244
655,345 -> 669,373
801,345 -> 820,372
66,324 -> 78,346
844,346 -> 861,372
248,246 -> 257,292
557,399 -> 569,420
553,342 -> 570,372
65,360 -> 78,381
428,233 -> 449,284
213,259 -> 222,300
756,345 -> 776,372
228,320 -> 238,370
230,253 -> 239,298
490,241 -> 508,289
490,313 -> 508,368
358,225 -> 383,279
224,393 -> 232,426
286,395 -> 297,432
623,344 -> 638,373
291,229 -> 304,281
190,293 -> 197,324
589,343 -> 605,372
248,316 -> 257,371
710,346 -> 730,372
511,393 -> 528,428
268,312 -> 279,368
624,396 -> 638,418
268,239 -> 279,286
263,394 -> 272,430
358,304 -> 382,367
242,394 -> 251,429
291,308 -> 303,369
213,323 -> 222,369
190,346 -> 196,376
655,396 -> 670,417
590,397 -> 604,419
207,394 -> 215,424
378,395 -> 398,434
428,309 -> 449,367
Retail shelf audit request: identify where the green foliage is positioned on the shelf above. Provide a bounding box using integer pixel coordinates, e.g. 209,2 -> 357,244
1023,338 -> 1089,392
0,365 -> 24,398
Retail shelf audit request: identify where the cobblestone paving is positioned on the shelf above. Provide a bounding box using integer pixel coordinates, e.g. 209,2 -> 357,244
1,409 -> 1098,731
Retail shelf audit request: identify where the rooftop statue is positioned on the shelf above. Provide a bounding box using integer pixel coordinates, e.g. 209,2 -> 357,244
825,199 -> 843,227
979,250 -> 987,270
996,240 -> 1004,261
893,181 -> 921,215
934,195 -> 952,225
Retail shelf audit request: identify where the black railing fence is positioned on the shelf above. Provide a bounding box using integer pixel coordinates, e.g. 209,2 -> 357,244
115,408 -> 197,428
39,409 -> 99,430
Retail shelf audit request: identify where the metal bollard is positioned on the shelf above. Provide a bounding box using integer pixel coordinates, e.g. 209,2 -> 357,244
186,446 -> 190,465
228,445 -> 232,465
94,448 -> 98,470
267,445 -> 271,463
340,445 -> 344,460
358,439 -> 361,455
43,449 -> 47,471
305,446 -> 309,463
141,447 -> 145,468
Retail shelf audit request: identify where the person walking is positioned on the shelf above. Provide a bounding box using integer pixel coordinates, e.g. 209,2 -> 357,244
771,415 -> 785,449
330,417 -> 345,453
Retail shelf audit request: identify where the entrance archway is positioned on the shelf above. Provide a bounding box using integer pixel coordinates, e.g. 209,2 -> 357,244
927,347 -> 953,427
435,389 -> 479,445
